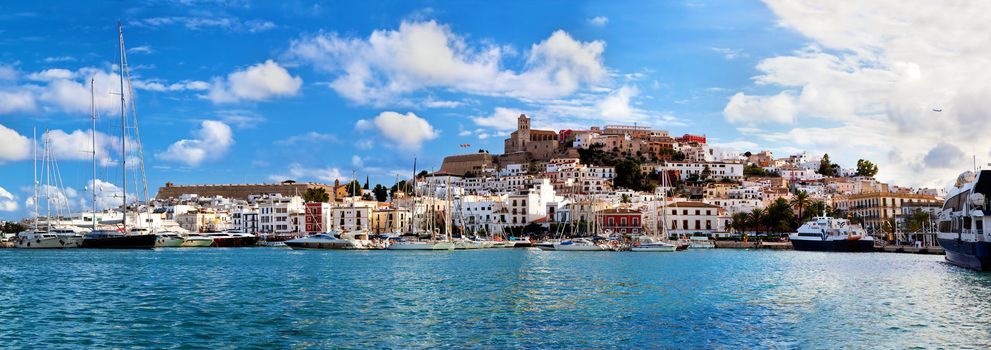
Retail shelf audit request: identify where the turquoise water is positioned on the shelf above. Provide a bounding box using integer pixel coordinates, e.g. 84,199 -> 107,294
2,248 -> 990,349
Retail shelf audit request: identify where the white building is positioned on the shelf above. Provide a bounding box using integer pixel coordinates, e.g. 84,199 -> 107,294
257,194 -> 304,234
662,201 -> 728,237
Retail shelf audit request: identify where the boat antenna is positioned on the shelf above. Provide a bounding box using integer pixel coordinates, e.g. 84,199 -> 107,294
32,127 -> 37,231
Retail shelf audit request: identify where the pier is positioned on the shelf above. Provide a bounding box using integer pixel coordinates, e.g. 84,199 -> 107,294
877,244 -> 945,255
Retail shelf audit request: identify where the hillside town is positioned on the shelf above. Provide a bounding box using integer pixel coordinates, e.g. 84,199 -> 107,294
4,114 -> 945,249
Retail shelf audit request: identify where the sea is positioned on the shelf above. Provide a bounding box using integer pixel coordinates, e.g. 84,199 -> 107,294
2,248 -> 990,349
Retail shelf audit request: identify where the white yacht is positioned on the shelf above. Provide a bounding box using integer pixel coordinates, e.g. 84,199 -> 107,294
285,230 -> 371,250
631,236 -> 677,252
16,227 -> 84,249
387,240 -> 456,250
936,170 -> 991,270
154,231 -> 185,247
552,238 -> 607,251
180,235 -> 215,247
789,215 -> 874,252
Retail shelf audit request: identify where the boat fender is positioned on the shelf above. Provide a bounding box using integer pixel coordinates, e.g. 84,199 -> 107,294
36,239 -> 41,244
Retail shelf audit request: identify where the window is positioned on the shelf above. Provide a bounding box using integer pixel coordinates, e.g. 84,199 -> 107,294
706,220 -> 712,230
695,220 -> 701,230
672,220 -> 677,229
683,220 -> 689,229
620,218 -> 627,226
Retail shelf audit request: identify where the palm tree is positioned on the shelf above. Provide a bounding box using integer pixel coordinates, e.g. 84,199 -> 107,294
790,191 -> 810,221
731,212 -> 749,234
749,208 -> 765,235
806,200 -> 828,219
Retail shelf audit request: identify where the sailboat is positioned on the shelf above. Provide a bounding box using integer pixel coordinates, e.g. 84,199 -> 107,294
388,162 -> 455,250
631,170 -> 677,252
16,129 -> 85,249
81,23 -> 156,249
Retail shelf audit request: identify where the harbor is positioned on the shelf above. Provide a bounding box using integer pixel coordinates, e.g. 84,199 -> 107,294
2,247 -> 988,349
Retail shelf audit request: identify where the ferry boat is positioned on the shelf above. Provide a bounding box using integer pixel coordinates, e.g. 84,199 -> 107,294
936,170 -> 991,271
788,215 -> 874,252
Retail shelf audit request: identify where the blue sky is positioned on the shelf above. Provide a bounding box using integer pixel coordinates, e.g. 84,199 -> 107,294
2,0 -> 987,219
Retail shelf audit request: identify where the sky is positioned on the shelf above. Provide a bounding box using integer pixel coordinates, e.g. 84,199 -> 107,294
2,0 -> 990,220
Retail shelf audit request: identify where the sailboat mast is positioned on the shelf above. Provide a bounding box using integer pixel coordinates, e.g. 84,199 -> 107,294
117,21 -> 128,232
659,170 -> 668,240
32,127 -> 37,231
91,78 -> 97,232
44,130 -> 51,232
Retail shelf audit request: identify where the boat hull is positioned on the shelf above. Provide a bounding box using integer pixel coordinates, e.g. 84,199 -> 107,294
15,235 -> 83,249
211,236 -> 259,247
937,238 -> 991,271
81,234 -> 157,249
286,241 -> 359,250
631,245 -> 677,252
180,238 -> 215,247
791,238 -> 875,252
155,236 -> 185,247
386,242 -> 455,250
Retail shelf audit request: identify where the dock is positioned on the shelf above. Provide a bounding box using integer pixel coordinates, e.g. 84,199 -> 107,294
877,245 -> 944,255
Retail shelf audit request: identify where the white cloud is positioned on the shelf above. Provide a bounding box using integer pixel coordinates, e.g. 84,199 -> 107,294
351,155 -> 364,168
45,128 -> 123,165
588,16 -> 609,27
134,79 -> 210,92
268,163 -> 344,183
355,111 -> 439,149
723,91 -> 798,124
597,85 -> 638,120
274,132 -> 339,145
724,0 -> 991,186
286,20 -> 606,105
132,16 -> 276,33
471,107 -> 524,131
0,186 -> 18,212
43,56 -> 76,63
711,47 -> 742,60
206,60 -> 302,103
156,120 -> 234,166
0,90 -> 37,114
27,68 -> 75,81
127,45 -> 154,54
0,124 -> 32,163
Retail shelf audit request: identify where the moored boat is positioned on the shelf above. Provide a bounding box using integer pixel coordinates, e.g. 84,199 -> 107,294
552,238 -> 607,251
788,215 -> 874,252
81,230 -> 157,249
180,235 -> 215,247
206,231 -> 259,247
285,231 -> 369,250
936,170 -> 991,271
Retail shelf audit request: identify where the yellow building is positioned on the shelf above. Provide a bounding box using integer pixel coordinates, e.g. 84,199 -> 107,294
832,192 -> 941,234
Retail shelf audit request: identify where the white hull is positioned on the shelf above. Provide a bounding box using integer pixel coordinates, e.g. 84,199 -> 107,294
631,245 -> 677,252
553,242 -> 606,251
387,241 -> 455,250
155,236 -> 185,247
15,233 -> 83,249
180,236 -> 215,247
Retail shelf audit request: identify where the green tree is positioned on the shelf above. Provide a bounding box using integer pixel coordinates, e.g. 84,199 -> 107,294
818,153 -> 837,177
614,159 -> 646,191
855,159 -> 879,177
372,184 -> 389,202
363,176 -> 370,190
620,193 -> 632,203
1,222 -> 27,234
672,151 -> 686,161
344,180 -> 362,196
806,200 -> 829,219
730,212 -> 749,234
701,165 -> 712,181
749,208 -> 765,234
766,197 -> 796,233
390,180 -> 413,194
790,191 -> 810,222
302,188 -> 330,203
